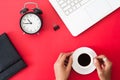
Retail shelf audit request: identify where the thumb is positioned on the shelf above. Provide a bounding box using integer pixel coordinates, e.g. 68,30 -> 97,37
94,58 -> 102,73
66,56 -> 73,72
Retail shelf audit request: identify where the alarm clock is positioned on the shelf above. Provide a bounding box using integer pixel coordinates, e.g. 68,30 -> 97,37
20,2 -> 43,34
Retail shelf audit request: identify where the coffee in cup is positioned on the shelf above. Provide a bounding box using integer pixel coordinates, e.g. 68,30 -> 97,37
78,53 -> 91,67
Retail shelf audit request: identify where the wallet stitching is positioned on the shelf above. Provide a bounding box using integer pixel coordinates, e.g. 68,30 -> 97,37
0,59 -> 22,73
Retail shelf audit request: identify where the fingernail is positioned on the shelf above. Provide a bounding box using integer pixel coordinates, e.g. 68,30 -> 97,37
103,57 -> 107,62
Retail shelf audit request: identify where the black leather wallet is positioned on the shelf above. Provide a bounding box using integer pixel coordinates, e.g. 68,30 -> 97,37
0,33 -> 27,80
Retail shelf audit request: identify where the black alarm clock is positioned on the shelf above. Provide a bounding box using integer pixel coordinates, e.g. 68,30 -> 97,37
20,2 -> 43,34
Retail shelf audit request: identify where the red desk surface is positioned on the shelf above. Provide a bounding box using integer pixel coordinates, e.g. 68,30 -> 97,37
0,0 -> 120,80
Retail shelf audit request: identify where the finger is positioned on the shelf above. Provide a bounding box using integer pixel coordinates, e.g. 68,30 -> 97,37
96,55 -> 109,64
56,53 -> 63,62
63,52 -> 73,56
103,57 -> 111,65
66,56 -> 73,72
94,58 -> 102,73
97,55 -> 112,68
59,52 -> 73,65
104,59 -> 112,70
60,54 -> 68,64
96,55 -> 106,59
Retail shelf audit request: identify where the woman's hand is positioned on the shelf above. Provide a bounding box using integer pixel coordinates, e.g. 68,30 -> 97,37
94,55 -> 112,80
54,53 -> 73,80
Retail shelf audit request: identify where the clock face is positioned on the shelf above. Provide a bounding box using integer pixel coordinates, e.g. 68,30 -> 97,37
20,13 -> 42,34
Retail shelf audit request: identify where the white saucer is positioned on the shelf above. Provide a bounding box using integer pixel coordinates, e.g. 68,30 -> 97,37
72,47 -> 97,75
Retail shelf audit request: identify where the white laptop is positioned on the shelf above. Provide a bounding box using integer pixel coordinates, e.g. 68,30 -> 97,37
49,0 -> 120,36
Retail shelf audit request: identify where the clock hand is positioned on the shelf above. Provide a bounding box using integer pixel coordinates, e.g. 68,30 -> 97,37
27,19 -> 32,24
23,23 -> 31,24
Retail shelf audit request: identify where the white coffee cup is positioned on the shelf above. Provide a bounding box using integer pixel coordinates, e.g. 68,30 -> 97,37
72,47 -> 97,75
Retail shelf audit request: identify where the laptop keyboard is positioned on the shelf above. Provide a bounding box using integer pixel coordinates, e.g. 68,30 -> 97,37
56,0 -> 90,16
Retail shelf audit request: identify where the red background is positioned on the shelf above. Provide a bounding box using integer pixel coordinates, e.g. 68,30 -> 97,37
0,0 -> 120,80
